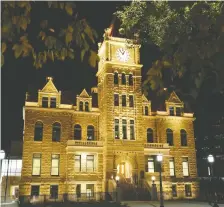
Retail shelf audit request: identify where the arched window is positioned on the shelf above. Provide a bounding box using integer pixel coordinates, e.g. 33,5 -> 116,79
147,128 -> 153,143
85,102 -> 89,112
129,74 -> 133,86
145,106 -> 149,116
34,121 -> 43,141
74,125 -> 82,140
166,128 -> 173,146
52,122 -> 61,142
181,129 -> 187,146
121,73 -> 126,85
114,72 -> 119,85
87,126 -> 95,140
79,101 -> 83,111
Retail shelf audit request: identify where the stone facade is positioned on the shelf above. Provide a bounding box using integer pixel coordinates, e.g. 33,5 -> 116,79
20,36 -> 198,200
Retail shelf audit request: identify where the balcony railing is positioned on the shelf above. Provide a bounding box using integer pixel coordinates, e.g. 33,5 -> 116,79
67,140 -> 103,147
144,143 -> 169,149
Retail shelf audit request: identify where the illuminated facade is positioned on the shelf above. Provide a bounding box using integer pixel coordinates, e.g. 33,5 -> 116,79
20,35 -> 198,200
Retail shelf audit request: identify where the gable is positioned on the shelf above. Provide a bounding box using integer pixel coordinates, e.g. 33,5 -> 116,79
167,91 -> 182,104
80,89 -> 90,98
41,78 -> 58,93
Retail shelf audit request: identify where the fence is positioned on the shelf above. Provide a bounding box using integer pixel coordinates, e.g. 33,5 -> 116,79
18,192 -> 116,205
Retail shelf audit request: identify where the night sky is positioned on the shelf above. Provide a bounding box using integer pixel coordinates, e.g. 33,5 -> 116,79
1,2 -> 160,152
2,2 -> 224,153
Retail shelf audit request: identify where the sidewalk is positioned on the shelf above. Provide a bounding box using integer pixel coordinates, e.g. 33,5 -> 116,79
122,201 -> 224,207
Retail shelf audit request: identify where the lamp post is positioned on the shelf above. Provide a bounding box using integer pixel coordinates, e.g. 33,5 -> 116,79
115,175 -> 120,202
207,155 -> 219,207
0,150 -> 6,182
157,154 -> 164,207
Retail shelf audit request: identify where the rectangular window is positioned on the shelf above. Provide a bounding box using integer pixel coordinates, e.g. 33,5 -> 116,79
86,184 -> 94,197
148,157 -> 154,173
172,184 -> 177,197
42,97 -> 48,108
51,154 -> 59,176
169,107 -> 174,116
75,155 -> 81,172
50,185 -> 58,199
114,94 -> 119,106
1,159 -> 22,176
122,95 -> 126,107
122,119 -> 127,139
50,97 -> 57,108
115,119 -> 119,139
130,120 -> 135,140
185,184 -> 192,197
129,95 -> 134,107
169,157 -> 175,176
182,157 -> 189,176
176,107 -> 182,116
86,155 -> 94,172
32,154 -> 41,176
31,185 -> 40,197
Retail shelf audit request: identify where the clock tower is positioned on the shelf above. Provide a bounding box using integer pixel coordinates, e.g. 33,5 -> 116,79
97,34 -> 145,191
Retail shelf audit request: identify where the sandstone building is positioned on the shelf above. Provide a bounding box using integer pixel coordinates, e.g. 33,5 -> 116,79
20,35 -> 198,201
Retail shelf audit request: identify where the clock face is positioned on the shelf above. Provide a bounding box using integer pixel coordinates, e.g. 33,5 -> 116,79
116,48 -> 130,62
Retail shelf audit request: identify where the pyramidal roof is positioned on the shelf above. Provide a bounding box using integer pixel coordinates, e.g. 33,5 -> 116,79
167,91 -> 182,103
41,77 -> 58,93
142,94 -> 149,102
79,89 -> 90,98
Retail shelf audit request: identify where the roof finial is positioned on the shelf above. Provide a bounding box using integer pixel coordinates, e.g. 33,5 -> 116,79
47,77 -> 53,81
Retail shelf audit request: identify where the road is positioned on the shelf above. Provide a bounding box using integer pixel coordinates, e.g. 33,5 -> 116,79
122,201 -> 224,207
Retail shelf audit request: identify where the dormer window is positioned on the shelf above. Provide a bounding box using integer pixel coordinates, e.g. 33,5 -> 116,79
79,102 -> 83,111
169,107 -> 174,116
176,107 -> 182,116
50,97 -> 56,108
42,97 -> 48,108
85,102 -> 89,112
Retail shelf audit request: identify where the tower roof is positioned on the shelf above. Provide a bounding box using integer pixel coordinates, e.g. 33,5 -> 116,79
41,77 -> 58,93
167,91 -> 182,104
79,89 -> 90,98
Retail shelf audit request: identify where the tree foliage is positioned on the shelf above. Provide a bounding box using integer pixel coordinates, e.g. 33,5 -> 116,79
1,1 -> 99,68
116,1 -> 224,100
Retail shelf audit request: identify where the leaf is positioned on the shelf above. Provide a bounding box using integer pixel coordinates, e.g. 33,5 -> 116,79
12,44 -> 23,58
1,54 -> 4,67
20,16 -> 28,30
68,51 -> 75,59
65,3 -> 73,16
65,31 -> 72,45
2,42 -> 7,53
88,50 -> 98,68
39,31 -> 46,40
81,49 -> 86,61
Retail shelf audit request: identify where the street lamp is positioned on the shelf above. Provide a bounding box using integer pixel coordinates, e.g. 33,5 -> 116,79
115,176 -> 120,202
207,155 -> 219,207
151,176 -> 156,185
115,175 -> 120,185
157,154 -> 164,207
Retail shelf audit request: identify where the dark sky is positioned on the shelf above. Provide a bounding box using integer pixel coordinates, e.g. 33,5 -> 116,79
1,2 -> 160,152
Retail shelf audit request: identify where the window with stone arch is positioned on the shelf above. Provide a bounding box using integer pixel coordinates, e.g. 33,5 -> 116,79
87,125 -> 95,141
74,124 -> 82,140
166,128 -> 174,146
52,122 -> 61,142
79,101 -> 83,111
121,73 -> 126,85
85,102 -> 89,112
147,128 -> 153,143
114,72 -> 119,85
181,129 -> 187,146
34,121 -> 43,141
129,74 -> 133,86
